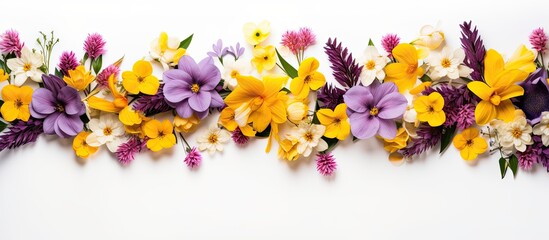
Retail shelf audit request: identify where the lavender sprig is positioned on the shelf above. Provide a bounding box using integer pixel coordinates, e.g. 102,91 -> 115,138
133,84 -> 172,116
401,125 -> 443,158
115,136 -> 147,166
317,83 -> 345,110
0,118 -> 44,151
460,21 -> 486,81
324,38 -> 363,89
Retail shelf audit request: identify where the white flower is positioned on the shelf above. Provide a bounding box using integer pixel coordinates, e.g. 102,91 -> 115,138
197,125 -> 230,154
86,114 -> 126,152
150,32 -> 184,70
6,47 -> 43,86
495,114 -> 533,154
426,47 -> 472,81
222,57 -> 252,90
359,46 -> 390,86
413,25 -> 444,50
287,122 -> 327,157
533,111 -> 549,146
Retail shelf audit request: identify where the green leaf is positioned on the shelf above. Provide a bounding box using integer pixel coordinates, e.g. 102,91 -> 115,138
280,87 -> 291,93
311,102 -> 321,124
420,74 -> 432,82
80,114 -> 90,124
179,34 -> 194,49
368,38 -> 374,46
499,157 -> 508,179
255,125 -> 271,137
509,154 -> 519,178
92,55 -> 102,74
0,59 -> 9,74
440,125 -> 456,154
82,53 -> 89,65
275,49 -> 298,78
54,68 -> 64,78
0,99 -> 3,119
0,120 -> 7,133
322,136 -> 339,153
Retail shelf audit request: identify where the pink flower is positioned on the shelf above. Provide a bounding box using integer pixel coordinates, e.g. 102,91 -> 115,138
231,128 -> 249,145
184,147 -> 202,169
298,27 -> 316,51
84,33 -> 106,59
381,34 -> 400,57
316,152 -> 337,176
281,30 -> 300,55
58,51 -> 79,75
96,64 -> 120,88
281,27 -> 316,55
0,29 -> 24,56
529,28 -> 548,52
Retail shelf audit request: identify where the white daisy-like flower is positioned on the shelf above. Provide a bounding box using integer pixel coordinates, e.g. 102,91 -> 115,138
222,57 -> 252,90
197,125 -> 230,154
533,111 -> 549,146
150,32 -> 184,70
6,47 -> 43,86
494,114 -> 533,154
359,46 -> 390,86
86,113 -> 126,152
426,47 -> 472,81
287,122 -> 327,157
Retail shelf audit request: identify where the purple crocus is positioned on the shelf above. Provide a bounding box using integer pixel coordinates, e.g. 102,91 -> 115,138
29,74 -> 85,138
514,68 -> 549,124
207,39 -> 228,59
343,81 -> 407,139
227,42 -> 245,59
163,56 -> 224,119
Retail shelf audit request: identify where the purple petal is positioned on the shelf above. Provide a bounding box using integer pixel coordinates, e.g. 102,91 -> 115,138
349,113 -> 379,139
377,119 -> 397,139
343,86 -> 372,113
163,69 -> 192,83
177,56 -> 200,79
377,92 -> 408,119
163,80 -> 194,103
197,57 -> 220,90
43,112 -> 61,135
369,82 -> 398,103
58,87 -> 84,115
175,100 -> 194,118
56,114 -> 83,137
30,88 -> 56,117
195,110 -> 209,119
210,92 -> 224,108
42,74 -> 65,95
188,91 -> 211,112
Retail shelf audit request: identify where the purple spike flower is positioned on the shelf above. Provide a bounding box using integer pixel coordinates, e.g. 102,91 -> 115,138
381,34 -> 400,57
316,152 -> 337,176
184,147 -> 202,169
207,39 -> 228,59
116,137 -> 147,166
83,33 -> 106,59
29,74 -> 85,138
0,118 -> 43,152
227,42 -> 245,59
324,38 -> 363,89
0,29 -> 24,56
460,21 -> 486,81
95,64 -> 120,88
529,28 -> 548,52
133,83 -> 172,116
163,56 -> 224,119
401,125 -> 443,158
317,83 -> 345,110
343,81 -> 407,139
58,51 -> 79,76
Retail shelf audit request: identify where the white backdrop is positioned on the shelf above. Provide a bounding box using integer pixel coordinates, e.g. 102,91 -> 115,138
1,0 -> 549,239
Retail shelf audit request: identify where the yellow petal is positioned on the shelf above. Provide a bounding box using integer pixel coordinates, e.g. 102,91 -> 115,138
263,74 -> 286,97
453,133 -> 467,150
471,137 -> 488,154
87,96 -> 118,113
240,125 -> 256,137
119,106 -> 142,126
333,103 -> 348,119
475,100 -> 497,125
122,71 -> 140,94
143,119 -> 162,139
392,43 -> 418,65
428,92 -> 445,111
17,105 -> 30,121
250,105 -> 271,132
270,99 -> 287,124
160,120 -> 174,135
133,60 -> 153,78
160,134 -> 176,149
427,110 -> 446,127
494,69 -> 529,88
460,146 -> 478,161
495,100 -> 516,122
139,76 -> 160,95
159,32 -> 169,52
1,85 -> 18,101
337,121 -> 351,140
298,57 -> 319,77
484,49 -> 505,85
147,138 -> 163,152
308,72 -> 326,91
316,108 -> 335,125
384,63 -> 409,82
19,86 -> 34,104
504,45 -> 536,73
498,84 -> 524,100
413,95 -> 431,114
1,101 -> 19,121
467,81 -> 493,101
290,77 -> 305,98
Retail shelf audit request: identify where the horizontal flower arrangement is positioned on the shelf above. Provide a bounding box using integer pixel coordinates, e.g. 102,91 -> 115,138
0,21 -> 548,178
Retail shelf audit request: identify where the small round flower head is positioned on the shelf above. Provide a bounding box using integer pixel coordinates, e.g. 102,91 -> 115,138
529,28 -> 548,52
58,51 -> 79,75
84,33 -> 106,59
184,147 -> 202,169
0,29 -> 24,56
231,128 -> 249,145
316,152 -> 337,176
96,64 -> 120,88
297,27 -> 316,51
381,33 -> 400,57
281,30 -> 300,55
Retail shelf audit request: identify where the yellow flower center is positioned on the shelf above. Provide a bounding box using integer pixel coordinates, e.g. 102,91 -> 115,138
441,58 -> 452,68
489,94 -> 501,106
208,133 -> 218,144
511,128 -> 522,139
191,84 -> 200,93
230,70 -> 239,79
365,60 -> 376,70
23,63 -> 32,72
14,99 -> 23,108
304,132 -> 314,142
103,127 -> 113,136
370,107 -> 379,116
406,64 -> 418,74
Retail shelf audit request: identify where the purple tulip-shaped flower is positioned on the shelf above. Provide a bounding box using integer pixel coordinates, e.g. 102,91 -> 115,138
30,74 -> 85,138
514,68 -> 549,124
163,56 -> 224,119
343,81 -> 407,139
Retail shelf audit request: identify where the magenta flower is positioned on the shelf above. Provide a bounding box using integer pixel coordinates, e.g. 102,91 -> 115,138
281,27 -> 316,55
184,147 -> 202,169
58,51 -> 79,75
298,27 -> 316,50
96,64 -> 120,88
343,81 -> 407,139
163,56 -> 224,119
83,33 -> 106,59
281,30 -> 300,54
231,128 -> 249,145
116,137 -> 147,166
529,28 -> 548,52
316,152 -> 337,176
0,29 -> 24,56
29,74 -> 85,138
381,33 -> 400,57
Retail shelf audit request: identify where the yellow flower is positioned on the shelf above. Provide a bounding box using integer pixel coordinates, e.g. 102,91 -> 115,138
87,75 -> 128,113
119,106 -> 143,126
316,103 -> 350,140
413,25 -> 445,50
72,131 -> 98,159
290,57 -> 326,99
504,45 -> 536,73
150,32 -> 186,69
278,138 -> 299,161
0,84 -> 33,122
385,43 -> 425,93
251,45 -> 276,73
218,107 -> 256,136
467,49 -> 533,125
174,114 -> 200,133
122,60 -> 159,95
452,128 -> 487,161
143,119 -> 176,152
64,65 -> 94,91
0,69 -> 8,82
409,82 -> 432,95
243,20 -> 270,46
413,92 -> 446,127
382,127 -> 410,153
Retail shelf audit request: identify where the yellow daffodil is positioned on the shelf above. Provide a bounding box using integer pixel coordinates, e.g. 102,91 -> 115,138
413,92 -> 446,127
122,60 -> 159,95
87,75 -> 128,113
143,119 -> 176,152
218,107 -> 256,136
278,138 -> 299,161
0,85 -> 33,122
467,48 -> 533,125
504,45 -> 536,73
243,20 -> 270,46
64,65 -> 94,91
0,69 -> 8,82
251,45 -> 276,73
290,57 -> 326,99
72,131 -> 98,159
385,43 -> 425,93
316,103 -> 350,140
452,128 -> 487,161
286,97 -> 308,124
174,114 -> 200,133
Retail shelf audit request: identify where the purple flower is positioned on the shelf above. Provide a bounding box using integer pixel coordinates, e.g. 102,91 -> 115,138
231,128 -> 249,145
0,118 -> 43,152
58,51 -> 79,76
163,56 -> 224,119
343,81 -> 407,139
514,68 -> 549,124
29,74 -> 85,138
517,136 -> 544,171
184,147 -> 202,169
281,28 -> 316,55
116,137 -> 147,166
83,33 -> 106,59
0,29 -> 24,56
460,21 -> 486,81
133,83 -> 172,116
453,104 -> 475,130
401,125 -> 442,158
316,152 -> 337,176
317,83 -> 345,110
381,33 -> 400,57
529,28 -> 548,52
207,39 -> 228,59
96,64 -> 120,88
324,38 -> 363,89
227,42 -> 245,59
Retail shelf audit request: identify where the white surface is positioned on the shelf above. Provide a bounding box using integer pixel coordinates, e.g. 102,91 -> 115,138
1,0 -> 549,239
